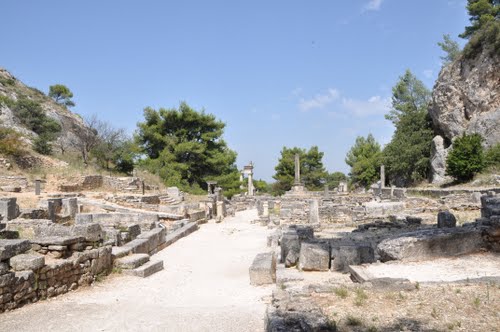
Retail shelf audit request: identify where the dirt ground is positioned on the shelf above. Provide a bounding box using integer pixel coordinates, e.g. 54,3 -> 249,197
0,209 -> 274,332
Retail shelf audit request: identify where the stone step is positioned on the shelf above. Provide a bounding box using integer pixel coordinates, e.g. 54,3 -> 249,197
123,260 -> 163,277
114,253 -> 150,269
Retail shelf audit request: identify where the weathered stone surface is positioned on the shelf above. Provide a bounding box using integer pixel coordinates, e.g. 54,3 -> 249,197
123,238 -> 149,254
9,254 -> 45,271
111,246 -> 131,259
377,227 -> 486,262
71,223 -> 103,242
429,47 -> 500,149
331,245 -> 374,272
0,262 -> 8,275
61,198 -> 78,218
123,260 -> 163,278
30,236 -> 85,246
1,186 -> 21,193
249,252 -> 276,286
430,135 -> 452,184
164,222 -> 198,247
437,211 -> 457,228
0,198 -> 19,221
481,194 -> 500,219
298,242 -> 330,271
308,200 -> 319,224
0,239 -> 31,260
114,253 -> 150,269
265,306 -> 335,332
280,233 -> 300,267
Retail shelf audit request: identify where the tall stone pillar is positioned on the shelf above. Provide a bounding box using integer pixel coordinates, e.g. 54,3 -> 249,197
294,154 -> 300,185
380,165 -> 385,188
35,180 -> 41,195
248,172 -> 254,196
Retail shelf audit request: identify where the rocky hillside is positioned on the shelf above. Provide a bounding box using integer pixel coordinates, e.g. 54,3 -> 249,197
0,67 -> 88,159
429,47 -> 500,183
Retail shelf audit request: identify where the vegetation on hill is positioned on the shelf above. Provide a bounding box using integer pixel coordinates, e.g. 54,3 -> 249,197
461,0 -> 500,57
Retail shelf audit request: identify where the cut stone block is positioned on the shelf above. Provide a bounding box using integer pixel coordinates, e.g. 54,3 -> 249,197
377,227 -> 485,262
331,245 -> 374,272
9,254 -> 45,271
481,194 -> 500,218
298,242 -> 330,271
123,238 -> 149,254
249,252 -> 276,286
123,260 -> 163,277
1,186 -> 21,193
0,239 -> 31,260
111,246 -> 131,259
437,211 -> 457,228
280,232 -> 300,267
164,222 -> 198,247
72,223 -> 103,242
114,253 -> 150,269
0,198 -> 19,221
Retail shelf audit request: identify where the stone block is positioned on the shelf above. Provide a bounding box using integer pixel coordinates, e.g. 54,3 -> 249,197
0,239 -> 31,260
377,227 -> 485,262
249,252 -> 276,285
123,260 -> 163,278
331,245 -> 374,272
437,211 -> 457,228
1,186 -> 21,193
62,198 -> 78,218
114,253 -> 150,269
0,262 -> 8,275
481,194 -> 500,218
9,254 -> 45,271
123,238 -> 149,254
298,242 -> 330,271
280,232 -> 300,267
0,198 -> 19,221
111,246 -> 131,259
72,223 -> 103,242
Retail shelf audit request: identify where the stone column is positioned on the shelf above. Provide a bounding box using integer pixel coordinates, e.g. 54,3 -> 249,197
309,199 -> 320,224
263,201 -> 269,217
35,180 -> 41,195
294,154 -> 301,185
380,165 -> 385,189
248,172 -> 254,196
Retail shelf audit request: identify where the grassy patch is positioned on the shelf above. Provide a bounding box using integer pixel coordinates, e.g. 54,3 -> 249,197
333,286 -> 349,299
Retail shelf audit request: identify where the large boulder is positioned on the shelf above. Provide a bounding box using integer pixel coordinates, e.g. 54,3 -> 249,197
377,227 -> 486,262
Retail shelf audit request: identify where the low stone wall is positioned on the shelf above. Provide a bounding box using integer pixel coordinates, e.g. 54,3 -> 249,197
0,176 -> 29,190
0,239 -> 112,313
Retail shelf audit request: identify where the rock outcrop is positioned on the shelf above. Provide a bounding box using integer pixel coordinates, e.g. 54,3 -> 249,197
429,48 -> 499,183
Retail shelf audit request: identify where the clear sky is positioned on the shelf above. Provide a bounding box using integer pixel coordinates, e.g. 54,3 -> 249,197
1,0 -> 469,181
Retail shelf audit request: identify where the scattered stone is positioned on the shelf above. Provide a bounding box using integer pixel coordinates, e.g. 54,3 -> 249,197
123,260 -> 163,278
437,211 -> 457,228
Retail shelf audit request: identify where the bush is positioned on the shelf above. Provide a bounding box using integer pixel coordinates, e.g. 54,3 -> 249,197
0,127 -> 25,157
446,133 -> 485,182
485,143 -> 500,167
13,98 -> 61,137
33,135 -> 53,155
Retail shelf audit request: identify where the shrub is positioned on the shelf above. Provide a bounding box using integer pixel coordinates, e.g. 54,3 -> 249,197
33,135 -> 53,155
446,133 -> 485,182
0,127 -> 25,157
485,143 -> 500,167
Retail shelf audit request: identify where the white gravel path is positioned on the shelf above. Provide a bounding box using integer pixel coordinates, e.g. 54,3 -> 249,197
0,209 -> 273,332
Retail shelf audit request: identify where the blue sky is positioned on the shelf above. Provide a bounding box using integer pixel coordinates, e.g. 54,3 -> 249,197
1,0 -> 469,181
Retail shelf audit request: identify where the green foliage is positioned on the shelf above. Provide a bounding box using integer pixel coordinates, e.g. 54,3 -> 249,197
253,179 -> 270,194
460,0 -> 499,39
33,135 -> 53,155
485,143 -> 500,167
113,140 -> 139,174
0,95 -> 16,108
325,171 -> 347,190
383,70 -> 433,186
272,146 -> 328,195
463,19 -> 500,58
0,76 -> 16,86
345,134 -> 382,188
438,34 -> 462,64
12,98 -> 61,138
48,84 -> 75,107
0,126 -> 25,157
136,102 -> 238,194
446,133 -> 485,181
208,170 -> 244,198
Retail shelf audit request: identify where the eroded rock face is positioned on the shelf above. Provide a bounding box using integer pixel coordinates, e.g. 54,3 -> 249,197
429,49 -> 500,149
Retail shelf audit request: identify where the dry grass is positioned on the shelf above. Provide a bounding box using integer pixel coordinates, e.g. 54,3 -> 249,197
313,282 -> 500,332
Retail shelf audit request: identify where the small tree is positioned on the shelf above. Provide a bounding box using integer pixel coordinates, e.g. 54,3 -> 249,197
346,134 -> 382,188
460,0 -> 500,39
48,84 -> 75,107
438,34 -> 462,64
33,135 -> 53,155
446,133 -> 485,181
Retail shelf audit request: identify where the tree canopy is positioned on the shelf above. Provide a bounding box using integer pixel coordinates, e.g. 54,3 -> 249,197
382,70 -> 434,187
48,84 -> 75,107
460,0 -> 500,39
345,134 -> 382,188
272,146 -> 327,195
136,102 -> 238,193
438,34 -> 462,64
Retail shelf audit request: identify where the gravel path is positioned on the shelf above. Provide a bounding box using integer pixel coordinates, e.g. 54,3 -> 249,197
0,209 -> 273,332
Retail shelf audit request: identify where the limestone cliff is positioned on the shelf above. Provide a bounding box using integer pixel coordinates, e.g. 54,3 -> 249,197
0,67 -> 88,155
429,47 -> 500,183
